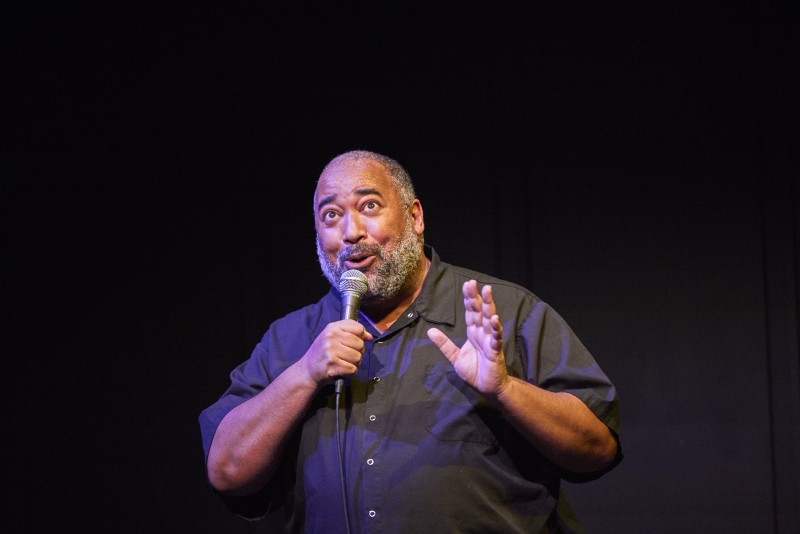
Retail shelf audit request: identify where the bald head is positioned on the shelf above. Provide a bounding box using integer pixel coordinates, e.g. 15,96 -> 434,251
318,150 -> 416,210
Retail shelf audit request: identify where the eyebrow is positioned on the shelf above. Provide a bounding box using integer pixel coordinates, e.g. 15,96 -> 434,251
316,188 -> 385,213
317,195 -> 337,212
355,188 -> 383,198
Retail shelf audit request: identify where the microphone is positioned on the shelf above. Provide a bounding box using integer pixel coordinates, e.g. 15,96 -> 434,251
336,270 -> 369,393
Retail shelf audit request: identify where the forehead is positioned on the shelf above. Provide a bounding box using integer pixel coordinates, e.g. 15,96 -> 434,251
315,159 -> 398,207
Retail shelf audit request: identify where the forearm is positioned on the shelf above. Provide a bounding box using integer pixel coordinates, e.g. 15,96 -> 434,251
491,377 -> 617,473
207,362 -> 319,495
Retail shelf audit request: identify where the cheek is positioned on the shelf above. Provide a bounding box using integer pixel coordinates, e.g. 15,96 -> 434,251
363,219 -> 395,244
317,228 -> 343,253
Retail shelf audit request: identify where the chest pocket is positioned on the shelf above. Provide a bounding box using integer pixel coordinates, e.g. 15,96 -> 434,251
424,363 -> 502,446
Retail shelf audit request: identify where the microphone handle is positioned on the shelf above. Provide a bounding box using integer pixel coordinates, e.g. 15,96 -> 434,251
335,291 -> 363,393
340,291 -> 362,321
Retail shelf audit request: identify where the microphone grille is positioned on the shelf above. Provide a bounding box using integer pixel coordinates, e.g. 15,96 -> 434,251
339,269 -> 369,296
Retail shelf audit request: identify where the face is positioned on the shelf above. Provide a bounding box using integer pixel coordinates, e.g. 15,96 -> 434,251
314,158 -> 424,302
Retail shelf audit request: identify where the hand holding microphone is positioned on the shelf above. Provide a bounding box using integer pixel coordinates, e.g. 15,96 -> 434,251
335,270 -> 369,393
299,270 -> 371,389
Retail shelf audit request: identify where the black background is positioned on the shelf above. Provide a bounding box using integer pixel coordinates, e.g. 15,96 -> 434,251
5,3 -> 799,533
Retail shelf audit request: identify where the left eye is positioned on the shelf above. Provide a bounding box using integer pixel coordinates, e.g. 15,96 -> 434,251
365,201 -> 377,210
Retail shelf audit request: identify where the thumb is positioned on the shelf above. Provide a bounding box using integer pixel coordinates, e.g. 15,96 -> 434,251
427,328 -> 461,364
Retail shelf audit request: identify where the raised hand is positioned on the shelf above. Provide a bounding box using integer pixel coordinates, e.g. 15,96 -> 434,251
427,280 -> 510,398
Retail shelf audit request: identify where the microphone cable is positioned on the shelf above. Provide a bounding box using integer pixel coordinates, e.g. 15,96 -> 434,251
335,380 -> 352,534
335,270 -> 367,534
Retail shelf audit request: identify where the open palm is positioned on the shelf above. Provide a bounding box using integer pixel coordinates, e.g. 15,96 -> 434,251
428,280 -> 510,397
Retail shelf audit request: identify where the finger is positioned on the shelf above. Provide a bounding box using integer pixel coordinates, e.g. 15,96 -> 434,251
337,346 -> 364,365
481,285 -> 498,319
328,360 -> 359,379
338,319 -> 368,334
463,280 -> 482,328
462,280 -> 482,311
480,285 -> 497,335
490,314 -> 504,351
327,345 -> 363,380
338,333 -> 367,352
427,328 -> 461,364
338,319 -> 373,340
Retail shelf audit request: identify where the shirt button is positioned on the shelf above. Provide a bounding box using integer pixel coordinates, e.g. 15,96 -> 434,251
369,510 -> 376,518
374,377 -> 380,382
369,415 -> 376,421
407,312 -> 413,318
367,458 -> 374,465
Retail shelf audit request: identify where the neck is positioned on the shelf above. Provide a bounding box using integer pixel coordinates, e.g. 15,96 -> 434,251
361,254 -> 431,334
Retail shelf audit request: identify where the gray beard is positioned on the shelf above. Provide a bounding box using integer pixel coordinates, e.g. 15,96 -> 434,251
316,217 -> 423,303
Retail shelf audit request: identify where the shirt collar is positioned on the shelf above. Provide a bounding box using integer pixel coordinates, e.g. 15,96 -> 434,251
413,245 -> 456,327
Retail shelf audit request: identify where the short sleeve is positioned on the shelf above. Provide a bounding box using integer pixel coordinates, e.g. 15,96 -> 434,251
516,300 -> 623,482
198,341 -> 286,519
197,298 -> 334,520
199,341 -> 274,462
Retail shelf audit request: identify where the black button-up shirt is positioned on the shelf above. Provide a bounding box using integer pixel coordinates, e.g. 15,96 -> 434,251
200,246 -> 621,534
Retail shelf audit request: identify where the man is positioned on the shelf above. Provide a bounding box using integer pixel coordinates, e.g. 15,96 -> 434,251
200,151 -> 621,533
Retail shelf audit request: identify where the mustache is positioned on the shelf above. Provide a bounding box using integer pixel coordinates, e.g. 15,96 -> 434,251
337,243 -> 383,264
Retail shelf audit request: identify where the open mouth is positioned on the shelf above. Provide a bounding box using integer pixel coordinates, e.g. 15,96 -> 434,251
343,253 -> 375,269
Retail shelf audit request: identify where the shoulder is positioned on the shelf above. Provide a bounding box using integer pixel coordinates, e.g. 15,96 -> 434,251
446,262 -> 542,311
269,298 -> 332,335
433,261 -> 545,333
263,291 -> 338,345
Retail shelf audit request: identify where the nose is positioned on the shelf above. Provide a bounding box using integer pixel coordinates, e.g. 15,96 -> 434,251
342,211 -> 366,244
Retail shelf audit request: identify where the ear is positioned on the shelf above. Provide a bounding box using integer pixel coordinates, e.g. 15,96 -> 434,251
408,199 -> 425,235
